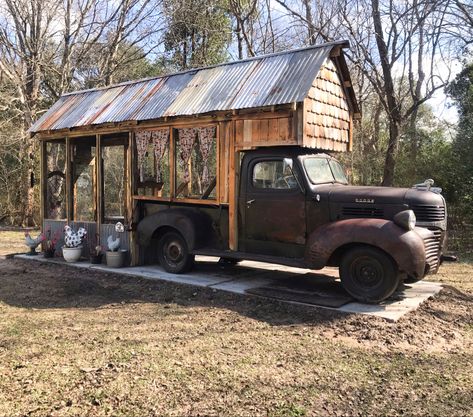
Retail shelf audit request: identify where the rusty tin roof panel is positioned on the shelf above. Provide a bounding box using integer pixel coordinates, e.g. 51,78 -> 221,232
132,71 -> 197,121
30,42 -> 344,133
164,60 -> 260,116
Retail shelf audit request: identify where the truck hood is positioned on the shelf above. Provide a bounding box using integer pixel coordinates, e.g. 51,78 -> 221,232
326,185 -> 410,205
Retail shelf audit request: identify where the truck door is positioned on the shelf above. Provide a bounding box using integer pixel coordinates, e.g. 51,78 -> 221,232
240,157 -> 306,258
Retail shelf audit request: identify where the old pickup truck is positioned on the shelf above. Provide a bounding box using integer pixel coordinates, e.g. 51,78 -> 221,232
137,146 -> 447,303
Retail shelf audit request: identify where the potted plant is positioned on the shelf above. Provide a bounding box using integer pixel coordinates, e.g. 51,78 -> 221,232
62,225 -> 87,263
43,227 -> 60,258
105,222 -> 127,268
89,233 -> 103,264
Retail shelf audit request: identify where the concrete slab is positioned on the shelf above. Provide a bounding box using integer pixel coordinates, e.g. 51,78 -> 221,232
13,254 -> 442,321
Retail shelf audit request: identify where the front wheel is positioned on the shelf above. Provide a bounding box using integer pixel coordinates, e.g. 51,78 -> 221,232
157,231 -> 195,274
339,246 -> 400,304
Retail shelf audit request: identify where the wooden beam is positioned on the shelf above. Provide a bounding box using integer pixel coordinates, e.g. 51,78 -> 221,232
348,113 -> 353,152
228,120 -> 238,251
95,134 -> 102,240
169,127 -> 175,198
65,137 -> 73,222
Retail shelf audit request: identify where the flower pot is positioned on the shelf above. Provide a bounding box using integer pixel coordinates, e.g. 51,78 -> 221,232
106,250 -> 127,268
44,249 -> 55,258
62,246 -> 82,263
90,253 -> 103,264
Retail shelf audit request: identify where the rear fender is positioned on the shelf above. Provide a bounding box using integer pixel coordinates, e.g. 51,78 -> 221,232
305,218 -> 427,278
137,208 -> 212,250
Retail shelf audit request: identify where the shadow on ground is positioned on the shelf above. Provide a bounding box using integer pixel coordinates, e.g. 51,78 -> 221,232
0,257 -> 358,326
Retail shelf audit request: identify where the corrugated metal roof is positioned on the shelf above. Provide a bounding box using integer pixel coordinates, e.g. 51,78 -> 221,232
30,41 -> 349,133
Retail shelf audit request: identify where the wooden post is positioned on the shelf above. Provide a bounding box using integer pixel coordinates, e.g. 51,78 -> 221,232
65,137 -> 73,222
228,121 -> 238,251
169,127 -> 175,198
40,140 -> 46,225
348,113 -> 353,152
95,134 -> 102,244
128,131 -> 140,266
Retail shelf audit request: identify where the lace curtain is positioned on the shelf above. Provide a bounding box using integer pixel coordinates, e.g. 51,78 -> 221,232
135,130 -> 151,182
152,129 -> 170,183
177,128 -> 196,183
196,126 -> 216,188
136,129 -> 169,183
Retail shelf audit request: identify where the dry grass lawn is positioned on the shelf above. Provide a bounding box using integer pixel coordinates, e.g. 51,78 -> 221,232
0,231 -> 472,416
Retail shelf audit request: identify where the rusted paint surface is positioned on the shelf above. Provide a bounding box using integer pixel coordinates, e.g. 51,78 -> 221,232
305,218 -> 428,278
30,42 -> 354,133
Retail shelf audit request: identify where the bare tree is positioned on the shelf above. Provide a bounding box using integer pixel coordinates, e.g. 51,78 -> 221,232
276,0 -> 459,186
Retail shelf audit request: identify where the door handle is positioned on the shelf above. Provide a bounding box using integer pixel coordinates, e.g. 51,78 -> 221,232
246,199 -> 255,207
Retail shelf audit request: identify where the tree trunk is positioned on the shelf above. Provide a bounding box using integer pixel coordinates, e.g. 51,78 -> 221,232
382,119 -> 400,187
371,0 -> 402,187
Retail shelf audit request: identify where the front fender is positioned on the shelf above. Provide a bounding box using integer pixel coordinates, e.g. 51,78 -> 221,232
305,218 -> 428,278
137,208 -> 212,250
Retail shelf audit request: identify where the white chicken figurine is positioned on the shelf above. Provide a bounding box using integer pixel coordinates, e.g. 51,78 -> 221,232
107,235 -> 121,252
24,231 -> 45,256
107,222 -> 124,252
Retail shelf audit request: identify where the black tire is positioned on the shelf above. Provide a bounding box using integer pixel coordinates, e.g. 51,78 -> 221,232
157,231 -> 195,274
339,246 -> 400,304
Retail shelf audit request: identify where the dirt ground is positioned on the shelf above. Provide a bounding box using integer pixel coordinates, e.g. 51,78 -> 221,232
0,232 -> 472,416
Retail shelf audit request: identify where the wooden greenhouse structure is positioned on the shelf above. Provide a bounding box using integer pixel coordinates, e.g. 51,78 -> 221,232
30,40 -> 360,265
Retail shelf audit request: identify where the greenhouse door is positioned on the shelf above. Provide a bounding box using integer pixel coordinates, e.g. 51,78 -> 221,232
100,134 -> 128,225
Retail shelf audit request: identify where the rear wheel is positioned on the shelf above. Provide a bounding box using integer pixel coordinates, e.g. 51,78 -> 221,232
339,246 -> 400,303
157,231 -> 194,274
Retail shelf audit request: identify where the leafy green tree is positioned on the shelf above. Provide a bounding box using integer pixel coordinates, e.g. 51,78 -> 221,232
446,63 -> 473,217
162,0 -> 232,70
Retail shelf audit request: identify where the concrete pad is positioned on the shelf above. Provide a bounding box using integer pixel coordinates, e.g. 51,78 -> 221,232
338,281 -> 443,321
13,253 -> 442,321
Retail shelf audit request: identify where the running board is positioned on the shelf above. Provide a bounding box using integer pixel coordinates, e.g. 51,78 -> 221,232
191,249 -> 308,269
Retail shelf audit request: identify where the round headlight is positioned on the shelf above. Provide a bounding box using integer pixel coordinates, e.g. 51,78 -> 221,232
394,210 -> 416,231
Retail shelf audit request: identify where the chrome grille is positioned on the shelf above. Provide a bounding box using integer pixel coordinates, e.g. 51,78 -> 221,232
412,204 -> 445,222
423,230 -> 441,273
342,207 -> 384,218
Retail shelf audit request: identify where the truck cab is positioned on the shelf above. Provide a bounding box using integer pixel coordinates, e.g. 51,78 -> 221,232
137,146 -> 447,304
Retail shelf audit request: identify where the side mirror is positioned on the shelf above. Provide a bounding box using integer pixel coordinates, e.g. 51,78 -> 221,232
283,157 -> 293,171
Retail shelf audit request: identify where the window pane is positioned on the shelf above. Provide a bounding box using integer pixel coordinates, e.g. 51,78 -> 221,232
72,141 -> 96,221
103,145 -> 125,221
46,141 -> 66,219
303,158 -> 334,184
135,129 -> 170,198
329,160 -> 348,184
252,160 -> 298,190
175,127 -> 217,199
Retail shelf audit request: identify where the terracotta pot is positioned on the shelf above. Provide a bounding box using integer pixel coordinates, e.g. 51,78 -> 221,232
62,246 -> 82,263
106,250 -> 127,268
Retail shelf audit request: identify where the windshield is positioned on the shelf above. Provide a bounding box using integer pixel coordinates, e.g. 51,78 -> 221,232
303,157 -> 348,185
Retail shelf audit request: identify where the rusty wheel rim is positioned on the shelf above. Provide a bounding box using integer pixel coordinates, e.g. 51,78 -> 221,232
350,256 -> 384,289
164,239 -> 184,266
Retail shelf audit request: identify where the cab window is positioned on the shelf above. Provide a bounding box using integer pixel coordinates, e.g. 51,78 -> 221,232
252,160 -> 298,190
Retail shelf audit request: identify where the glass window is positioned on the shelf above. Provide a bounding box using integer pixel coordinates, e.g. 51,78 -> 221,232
329,160 -> 348,184
135,129 -> 170,198
252,160 -> 298,190
103,144 -> 125,222
45,140 -> 66,219
303,157 -> 335,184
175,126 -> 217,199
72,139 -> 96,221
